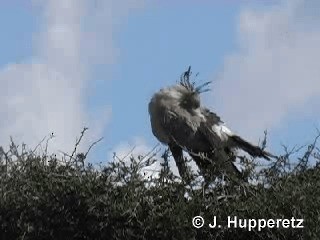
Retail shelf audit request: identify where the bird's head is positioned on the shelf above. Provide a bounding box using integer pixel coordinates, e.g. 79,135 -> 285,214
151,67 -> 211,111
176,66 -> 211,109
172,85 -> 201,109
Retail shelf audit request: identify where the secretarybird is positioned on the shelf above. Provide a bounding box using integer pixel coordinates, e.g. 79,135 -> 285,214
148,67 -> 275,183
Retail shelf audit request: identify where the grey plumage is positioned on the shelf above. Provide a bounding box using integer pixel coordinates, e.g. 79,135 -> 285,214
148,67 -> 275,183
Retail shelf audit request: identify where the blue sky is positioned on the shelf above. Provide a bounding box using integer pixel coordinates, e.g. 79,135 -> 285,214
1,0 -> 319,165
107,3 -> 240,145
0,4 -> 35,65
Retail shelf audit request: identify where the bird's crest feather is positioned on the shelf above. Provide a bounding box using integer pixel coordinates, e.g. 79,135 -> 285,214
179,66 -> 212,94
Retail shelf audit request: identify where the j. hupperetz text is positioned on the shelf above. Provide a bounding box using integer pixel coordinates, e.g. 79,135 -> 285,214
192,215 -> 304,231
209,216 -> 304,231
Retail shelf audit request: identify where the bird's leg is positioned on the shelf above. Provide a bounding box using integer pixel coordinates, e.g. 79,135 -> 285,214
189,153 -> 213,186
168,143 -> 190,184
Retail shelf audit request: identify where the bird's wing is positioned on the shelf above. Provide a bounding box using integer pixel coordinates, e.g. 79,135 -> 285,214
159,107 -> 229,154
199,108 -> 276,160
191,108 -> 244,180
162,106 -> 245,180
164,109 -> 199,143
151,106 -> 212,155
199,107 -> 233,145
200,107 -> 222,125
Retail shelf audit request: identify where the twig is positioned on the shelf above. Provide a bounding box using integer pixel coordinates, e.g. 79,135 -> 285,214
32,136 -> 47,155
70,127 -> 88,161
113,146 -> 136,162
44,132 -> 55,157
138,143 -> 160,162
84,137 -> 104,159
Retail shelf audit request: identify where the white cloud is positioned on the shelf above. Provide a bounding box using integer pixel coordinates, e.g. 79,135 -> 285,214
109,137 -> 173,179
211,0 -> 320,142
110,137 -> 193,179
109,136 -> 204,182
0,0 -> 144,154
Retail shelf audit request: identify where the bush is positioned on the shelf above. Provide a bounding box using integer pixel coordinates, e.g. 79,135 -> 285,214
0,130 -> 320,240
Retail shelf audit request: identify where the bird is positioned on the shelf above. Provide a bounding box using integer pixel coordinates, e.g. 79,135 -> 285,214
148,66 -> 275,183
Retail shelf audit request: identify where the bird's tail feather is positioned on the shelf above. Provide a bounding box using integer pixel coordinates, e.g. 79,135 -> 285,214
230,135 -> 276,160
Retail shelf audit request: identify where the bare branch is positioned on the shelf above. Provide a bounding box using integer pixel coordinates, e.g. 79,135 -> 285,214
84,137 -> 104,159
70,127 -> 88,161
